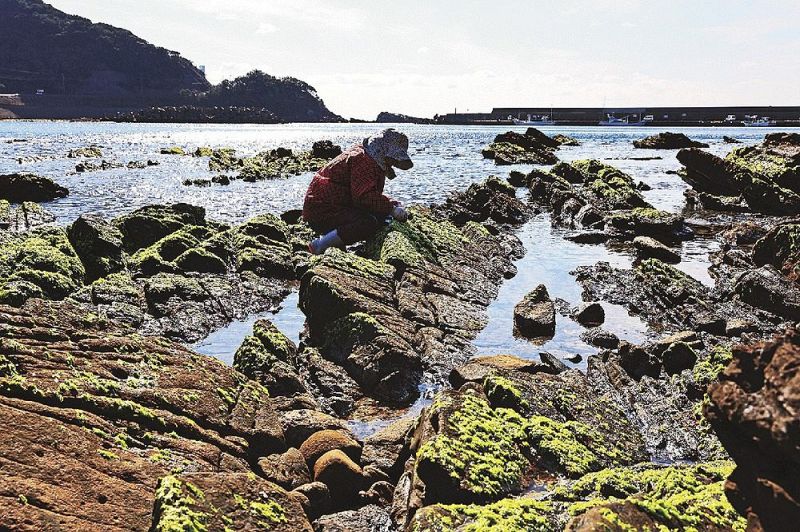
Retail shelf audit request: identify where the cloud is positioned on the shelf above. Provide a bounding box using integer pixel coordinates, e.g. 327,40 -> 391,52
256,22 -> 278,34
171,0 -> 366,30
417,46 -> 430,55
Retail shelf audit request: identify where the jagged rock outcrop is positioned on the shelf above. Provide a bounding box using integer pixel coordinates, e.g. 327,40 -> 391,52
574,258 -> 786,336
705,329 -> 800,530
482,128 -> 560,165
633,132 -> 708,149
677,133 -> 800,215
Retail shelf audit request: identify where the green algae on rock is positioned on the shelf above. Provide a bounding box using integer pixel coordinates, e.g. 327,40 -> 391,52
570,159 -> 650,210
415,390 -> 532,502
152,472 -> 310,531
410,498 -> 555,531
0,226 -> 85,305
557,461 -> 746,531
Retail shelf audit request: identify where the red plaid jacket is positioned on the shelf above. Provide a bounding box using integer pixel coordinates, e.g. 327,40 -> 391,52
302,144 -> 395,223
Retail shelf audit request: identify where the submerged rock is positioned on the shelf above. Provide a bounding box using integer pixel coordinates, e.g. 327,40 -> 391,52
705,329 -> 800,530
0,173 -> 68,202
633,132 -> 708,149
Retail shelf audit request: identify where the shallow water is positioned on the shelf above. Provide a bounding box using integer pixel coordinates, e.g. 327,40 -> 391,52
0,122 -> 782,392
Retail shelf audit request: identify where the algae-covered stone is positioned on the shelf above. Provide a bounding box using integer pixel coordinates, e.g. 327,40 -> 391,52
410,498 -> 556,531
0,226 -> 85,304
67,213 -> 126,282
67,146 -> 103,158
114,203 -> 206,253
362,207 -> 468,269
152,473 -> 311,531
571,160 -> 650,210
160,146 -> 186,155
234,214 -> 294,279
414,389 -> 532,503
633,132 -> 708,149
557,461 -> 745,531
607,207 -> 686,238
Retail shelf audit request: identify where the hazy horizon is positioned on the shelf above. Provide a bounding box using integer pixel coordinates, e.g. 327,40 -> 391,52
47,0 -> 800,119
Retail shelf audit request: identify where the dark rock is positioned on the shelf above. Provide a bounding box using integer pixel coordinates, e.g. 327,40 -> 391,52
311,140 -> 343,159
279,409 -> 349,449
507,170 -> 528,187
705,329 -> 800,530
659,341 -> 698,375
539,351 -> 569,373
361,417 -> 415,480
514,284 -> 556,339
0,173 -> 68,202
482,128 -> 559,165
359,481 -> 395,507
553,134 -> 580,146
574,301 -> 605,327
67,214 -> 127,282
313,450 -> 364,508
734,265 -> 800,320
633,236 -> 681,263
678,147 -> 800,214
565,231 -> 611,244
292,482 -> 331,520
580,327 -> 619,349
607,208 -> 687,239
633,132 -> 708,149
723,135 -> 742,144
551,162 -> 586,184
617,341 -> 660,379
752,222 -> 800,280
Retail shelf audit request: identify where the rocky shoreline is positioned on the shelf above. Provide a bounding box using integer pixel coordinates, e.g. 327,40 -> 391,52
1,129 -> 799,530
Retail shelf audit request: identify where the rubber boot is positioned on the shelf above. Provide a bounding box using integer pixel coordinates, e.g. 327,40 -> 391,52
308,230 -> 344,255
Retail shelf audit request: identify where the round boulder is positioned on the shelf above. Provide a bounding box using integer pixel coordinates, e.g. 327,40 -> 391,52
299,429 -> 362,467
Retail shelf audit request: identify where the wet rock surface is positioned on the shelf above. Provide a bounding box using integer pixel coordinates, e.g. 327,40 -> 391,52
0,172 -> 69,202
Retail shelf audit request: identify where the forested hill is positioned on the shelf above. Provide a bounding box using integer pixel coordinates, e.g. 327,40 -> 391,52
0,0 -> 209,95
0,1 -> 343,122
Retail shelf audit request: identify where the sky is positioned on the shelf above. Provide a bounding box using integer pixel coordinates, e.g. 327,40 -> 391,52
48,0 -> 800,120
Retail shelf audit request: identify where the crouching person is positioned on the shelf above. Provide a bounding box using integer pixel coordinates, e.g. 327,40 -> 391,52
303,128 -> 413,255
